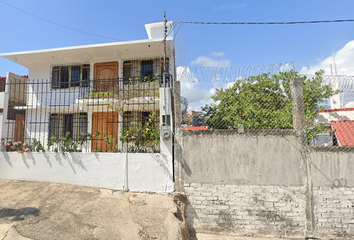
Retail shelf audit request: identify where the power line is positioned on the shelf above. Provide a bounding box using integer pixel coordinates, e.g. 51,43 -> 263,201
0,0 -> 121,41
175,19 -> 354,25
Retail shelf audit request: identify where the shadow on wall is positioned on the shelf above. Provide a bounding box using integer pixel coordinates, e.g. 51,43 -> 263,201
174,138 -> 192,176
1,152 -> 13,167
151,153 -> 173,179
3,152 -> 89,173
186,203 -> 198,238
0,207 -> 40,221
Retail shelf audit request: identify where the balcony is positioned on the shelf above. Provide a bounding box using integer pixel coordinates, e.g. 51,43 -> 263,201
5,76 -> 172,112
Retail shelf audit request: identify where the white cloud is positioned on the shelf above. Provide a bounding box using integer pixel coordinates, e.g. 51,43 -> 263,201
209,51 -> 225,57
300,40 -> 354,75
191,56 -> 231,68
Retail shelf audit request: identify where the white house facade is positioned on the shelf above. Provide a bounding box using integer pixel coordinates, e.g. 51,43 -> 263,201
0,21 -> 175,194
1,21 -> 175,154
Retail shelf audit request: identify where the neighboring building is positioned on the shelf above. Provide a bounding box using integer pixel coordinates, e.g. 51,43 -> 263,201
181,126 -> 207,130
0,21 -> 175,153
183,110 -> 205,127
0,75 -> 29,141
316,108 -> 354,124
315,108 -> 354,146
0,76 -> 5,92
0,77 -> 5,138
330,120 -> 354,146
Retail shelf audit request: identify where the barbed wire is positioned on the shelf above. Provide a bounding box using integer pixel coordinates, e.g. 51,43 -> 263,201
301,74 -> 354,92
177,62 -> 295,82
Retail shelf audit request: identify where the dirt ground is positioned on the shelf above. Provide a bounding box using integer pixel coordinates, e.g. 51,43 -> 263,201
0,180 -> 303,240
195,233 -> 302,240
0,180 -> 184,240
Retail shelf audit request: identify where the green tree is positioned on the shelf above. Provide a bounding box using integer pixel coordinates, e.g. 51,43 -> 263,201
202,70 -> 338,131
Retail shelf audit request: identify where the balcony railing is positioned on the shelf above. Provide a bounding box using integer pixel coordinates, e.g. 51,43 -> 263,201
86,78 -> 161,101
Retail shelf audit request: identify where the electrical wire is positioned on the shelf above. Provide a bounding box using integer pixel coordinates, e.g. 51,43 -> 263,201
0,0 -> 122,41
175,19 -> 354,25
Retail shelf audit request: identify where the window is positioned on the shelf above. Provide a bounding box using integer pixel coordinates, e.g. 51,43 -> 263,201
122,58 -> 169,84
52,64 -> 90,89
141,60 -> 153,81
49,113 -> 88,141
123,61 -> 132,85
123,111 -> 134,135
141,111 -> 151,126
122,111 -> 159,135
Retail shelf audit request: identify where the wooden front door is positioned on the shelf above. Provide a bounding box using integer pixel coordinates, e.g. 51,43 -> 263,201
91,112 -> 118,152
14,113 -> 25,142
94,62 -> 119,92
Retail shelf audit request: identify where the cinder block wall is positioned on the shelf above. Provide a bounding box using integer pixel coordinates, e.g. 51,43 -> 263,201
185,184 -> 306,238
175,130 -> 354,239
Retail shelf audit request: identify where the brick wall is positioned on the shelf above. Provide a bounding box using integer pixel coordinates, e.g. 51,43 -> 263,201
185,183 -> 306,238
314,187 -> 354,238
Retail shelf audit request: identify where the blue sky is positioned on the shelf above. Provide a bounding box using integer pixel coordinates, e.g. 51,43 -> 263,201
1,0 -> 354,77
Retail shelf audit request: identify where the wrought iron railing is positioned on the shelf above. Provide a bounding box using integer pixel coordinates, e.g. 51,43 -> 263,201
1,77 -> 165,153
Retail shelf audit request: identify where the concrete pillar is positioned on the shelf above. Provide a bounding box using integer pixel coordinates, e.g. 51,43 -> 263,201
173,81 -> 184,191
173,81 -> 182,128
290,77 -> 315,236
290,77 -> 306,131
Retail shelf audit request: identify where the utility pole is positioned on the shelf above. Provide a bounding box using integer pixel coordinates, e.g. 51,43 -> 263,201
163,11 -> 167,86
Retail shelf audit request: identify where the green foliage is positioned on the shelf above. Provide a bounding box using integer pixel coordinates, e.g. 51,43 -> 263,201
47,132 -> 82,153
1,138 -> 45,153
203,70 -> 339,135
82,79 -> 162,153
31,138 -> 46,152
119,111 -> 160,153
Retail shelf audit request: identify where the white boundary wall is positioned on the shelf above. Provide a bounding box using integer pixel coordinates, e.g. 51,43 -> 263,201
0,152 -> 173,194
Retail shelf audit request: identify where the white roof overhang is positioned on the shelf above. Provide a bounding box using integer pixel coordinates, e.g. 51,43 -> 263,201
1,38 -> 173,68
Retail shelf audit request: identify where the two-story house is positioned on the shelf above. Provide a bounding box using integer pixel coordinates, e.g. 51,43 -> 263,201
1,21 -> 174,153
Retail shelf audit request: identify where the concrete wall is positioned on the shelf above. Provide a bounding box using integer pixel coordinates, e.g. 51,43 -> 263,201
310,150 -> 354,239
0,152 -> 173,194
178,130 -> 303,186
175,129 -> 354,239
175,130 -> 306,238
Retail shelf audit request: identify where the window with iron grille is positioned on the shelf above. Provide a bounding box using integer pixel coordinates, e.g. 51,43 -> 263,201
122,58 -> 169,84
141,60 -> 153,81
49,113 -> 88,141
52,64 -> 90,89
122,111 -> 159,136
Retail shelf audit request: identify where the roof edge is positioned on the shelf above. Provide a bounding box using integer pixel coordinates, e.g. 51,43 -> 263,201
0,38 -> 171,57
